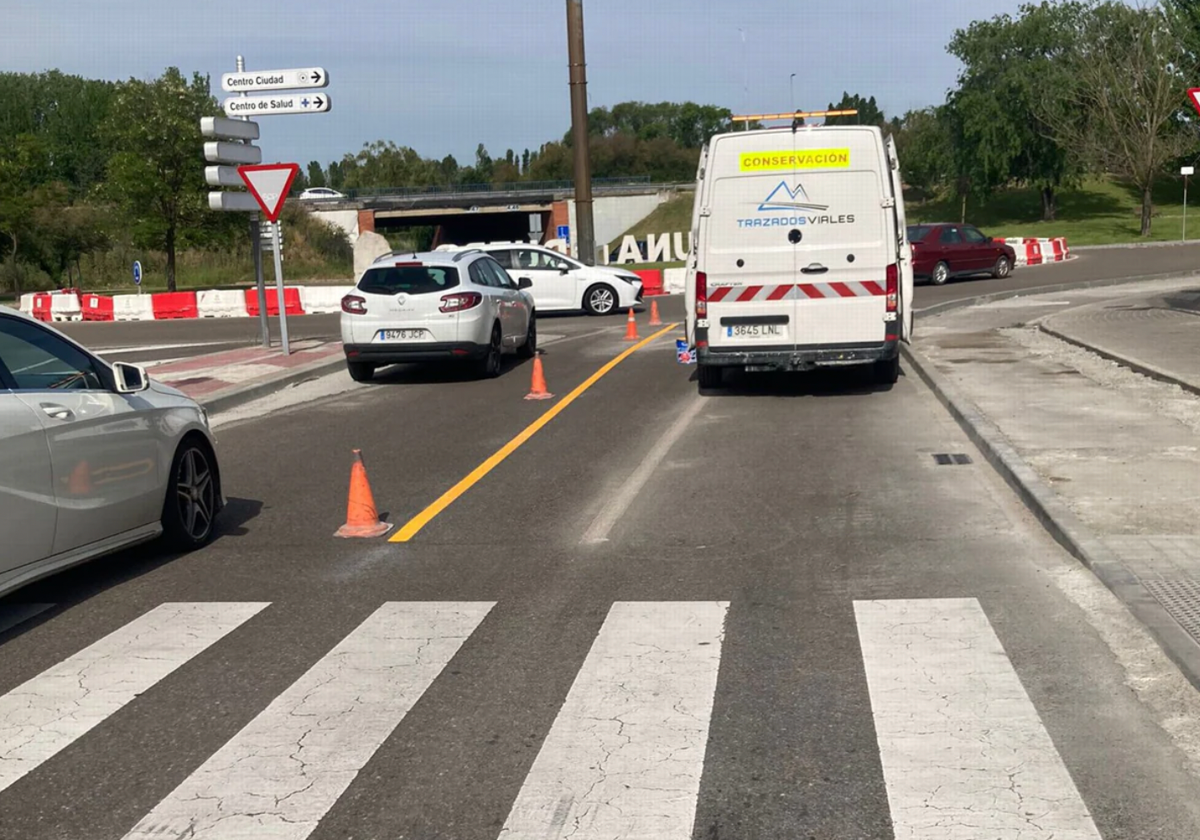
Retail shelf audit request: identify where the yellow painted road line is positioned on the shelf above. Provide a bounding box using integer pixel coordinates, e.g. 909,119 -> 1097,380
391,323 -> 680,543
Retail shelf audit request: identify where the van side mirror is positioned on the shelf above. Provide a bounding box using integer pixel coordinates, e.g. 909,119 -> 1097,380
112,362 -> 149,394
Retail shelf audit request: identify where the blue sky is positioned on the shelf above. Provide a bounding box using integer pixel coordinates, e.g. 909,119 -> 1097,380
3,0 -> 1034,168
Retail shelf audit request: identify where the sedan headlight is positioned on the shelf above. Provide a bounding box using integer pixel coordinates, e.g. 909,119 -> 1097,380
620,275 -> 641,285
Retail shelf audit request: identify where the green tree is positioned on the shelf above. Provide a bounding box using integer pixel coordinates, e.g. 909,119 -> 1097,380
1041,2 -> 1196,235
0,134 -> 52,293
947,2 -> 1085,221
521,148 -> 531,173
30,187 -> 109,286
894,108 -> 955,200
824,92 -> 886,127
102,68 -> 220,291
306,161 -> 327,188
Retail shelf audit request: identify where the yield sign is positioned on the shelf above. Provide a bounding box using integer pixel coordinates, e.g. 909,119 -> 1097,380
237,163 -> 300,222
1189,88 -> 1200,118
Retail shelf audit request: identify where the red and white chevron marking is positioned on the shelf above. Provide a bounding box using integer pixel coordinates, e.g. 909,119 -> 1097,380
707,281 -> 886,303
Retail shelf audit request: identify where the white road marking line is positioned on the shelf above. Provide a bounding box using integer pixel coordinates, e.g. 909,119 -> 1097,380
123,601 -> 494,840
94,342 -> 233,355
498,601 -> 728,840
854,598 -> 1102,840
0,602 -> 268,794
580,396 -> 706,544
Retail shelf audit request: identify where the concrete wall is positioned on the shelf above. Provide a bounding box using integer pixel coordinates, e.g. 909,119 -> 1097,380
311,209 -> 360,243
567,192 -> 671,260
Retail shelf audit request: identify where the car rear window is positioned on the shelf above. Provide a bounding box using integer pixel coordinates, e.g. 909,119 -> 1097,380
357,265 -> 459,295
907,225 -> 936,242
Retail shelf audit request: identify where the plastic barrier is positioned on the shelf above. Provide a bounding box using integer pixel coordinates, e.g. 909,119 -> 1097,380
298,285 -> 356,314
150,291 -> 199,320
31,293 -> 53,321
82,294 -> 115,321
245,286 -> 304,317
112,294 -> 156,321
663,267 -> 686,295
197,288 -> 249,318
49,293 -> 82,322
631,269 -> 664,296
19,293 -> 36,315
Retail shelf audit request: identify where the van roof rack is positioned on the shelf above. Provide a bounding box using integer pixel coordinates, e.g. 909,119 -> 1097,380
731,109 -> 858,131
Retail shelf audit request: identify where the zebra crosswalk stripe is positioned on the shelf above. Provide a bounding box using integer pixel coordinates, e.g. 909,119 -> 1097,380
122,601 -> 495,840
854,598 -> 1102,839
0,602 -> 269,794
497,601 -> 729,840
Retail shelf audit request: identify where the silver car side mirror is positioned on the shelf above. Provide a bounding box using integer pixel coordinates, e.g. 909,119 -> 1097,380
112,362 -> 150,394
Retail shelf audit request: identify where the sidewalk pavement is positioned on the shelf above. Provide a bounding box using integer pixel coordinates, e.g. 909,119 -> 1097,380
1038,286 -> 1200,396
905,276 -> 1200,686
146,339 -> 346,413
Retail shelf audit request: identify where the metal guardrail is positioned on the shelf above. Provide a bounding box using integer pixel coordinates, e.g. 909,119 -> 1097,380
343,176 -> 655,200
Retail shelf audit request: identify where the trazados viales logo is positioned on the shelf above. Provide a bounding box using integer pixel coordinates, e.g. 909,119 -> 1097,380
737,180 -> 857,229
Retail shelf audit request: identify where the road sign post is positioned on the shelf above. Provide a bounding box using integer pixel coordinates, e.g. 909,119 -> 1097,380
238,163 -> 300,356
1184,166 -> 1194,242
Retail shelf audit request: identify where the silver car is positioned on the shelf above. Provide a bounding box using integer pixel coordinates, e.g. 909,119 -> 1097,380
339,249 -> 536,382
0,308 -> 223,597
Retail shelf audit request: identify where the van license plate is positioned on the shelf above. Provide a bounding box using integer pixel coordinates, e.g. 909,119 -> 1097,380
380,329 -> 428,341
727,324 -> 782,338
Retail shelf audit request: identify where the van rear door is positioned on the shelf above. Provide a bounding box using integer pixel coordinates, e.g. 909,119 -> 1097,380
886,134 -> 914,342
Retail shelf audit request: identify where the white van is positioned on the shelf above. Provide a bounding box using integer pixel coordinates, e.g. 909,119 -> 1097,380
684,124 -> 913,388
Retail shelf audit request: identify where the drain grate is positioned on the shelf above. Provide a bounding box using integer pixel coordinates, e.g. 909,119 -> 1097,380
1143,580 -> 1200,643
932,453 -> 973,466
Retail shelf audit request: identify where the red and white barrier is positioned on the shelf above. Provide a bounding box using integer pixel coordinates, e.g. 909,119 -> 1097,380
112,294 -> 156,321
298,285 -> 355,314
197,289 -> 249,318
1004,237 -> 1071,267
82,294 -> 115,321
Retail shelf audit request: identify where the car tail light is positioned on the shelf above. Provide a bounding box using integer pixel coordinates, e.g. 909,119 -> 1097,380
696,270 -> 708,318
885,264 -> 898,313
439,291 -> 483,313
342,294 -> 367,315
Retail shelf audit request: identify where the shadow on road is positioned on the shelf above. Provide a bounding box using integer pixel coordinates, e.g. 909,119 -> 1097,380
0,497 -> 264,646
693,364 -> 905,398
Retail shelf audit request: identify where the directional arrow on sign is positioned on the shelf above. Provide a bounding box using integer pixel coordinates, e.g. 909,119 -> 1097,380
238,164 -> 301,222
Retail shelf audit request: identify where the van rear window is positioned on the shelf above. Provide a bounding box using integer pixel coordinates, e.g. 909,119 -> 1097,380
358,266 -> 459,295
907,225 -> 936,243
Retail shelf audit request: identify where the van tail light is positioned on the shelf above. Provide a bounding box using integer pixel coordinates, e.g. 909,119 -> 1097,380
439,291 -> 483,313
342,294 -> 367,315
695,271 -> 708,318
885,264 -> 898,313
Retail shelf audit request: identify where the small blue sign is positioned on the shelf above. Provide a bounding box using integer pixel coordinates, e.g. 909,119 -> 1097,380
132,261 -> 142,286
556,224 -> 570,241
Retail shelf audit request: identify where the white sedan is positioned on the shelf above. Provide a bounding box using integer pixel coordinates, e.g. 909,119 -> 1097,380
461,244 -> 644,315
0,309 -> 223,597
340,249 -> 536,382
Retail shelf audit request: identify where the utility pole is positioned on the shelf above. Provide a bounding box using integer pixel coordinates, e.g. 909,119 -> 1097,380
566,0 -> 596,265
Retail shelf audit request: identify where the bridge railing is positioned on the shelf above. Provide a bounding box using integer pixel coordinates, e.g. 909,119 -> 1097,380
343,175 -> 655,200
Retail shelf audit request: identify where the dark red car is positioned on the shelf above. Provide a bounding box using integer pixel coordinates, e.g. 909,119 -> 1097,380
907,223 -> 1017,286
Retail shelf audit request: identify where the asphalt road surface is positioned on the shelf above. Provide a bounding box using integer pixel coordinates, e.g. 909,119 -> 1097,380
4,271 -> 1200,838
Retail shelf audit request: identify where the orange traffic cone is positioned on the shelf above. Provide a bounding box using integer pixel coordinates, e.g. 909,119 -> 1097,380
524,356 -> 554,400
624,308 -> 639,341
649,299 -> 662,326
67,461 -> 91,495
334,450 -> 393,538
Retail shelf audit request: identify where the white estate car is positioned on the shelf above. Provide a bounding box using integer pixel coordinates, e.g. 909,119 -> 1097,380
0,308 -> 223,597
444,243 -> 644,315
298,187 -> 346,201
340,249 -> 537,382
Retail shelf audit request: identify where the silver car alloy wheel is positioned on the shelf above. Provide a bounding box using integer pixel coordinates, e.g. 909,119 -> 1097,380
589,286 -> 615,314
176,446 -> 215,542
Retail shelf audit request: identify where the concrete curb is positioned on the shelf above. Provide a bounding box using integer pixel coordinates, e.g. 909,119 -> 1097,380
902,342 -> 1200,690
1036,322 -> 1200,398
915,269 -> 1200,321
194,354 -> 347,415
